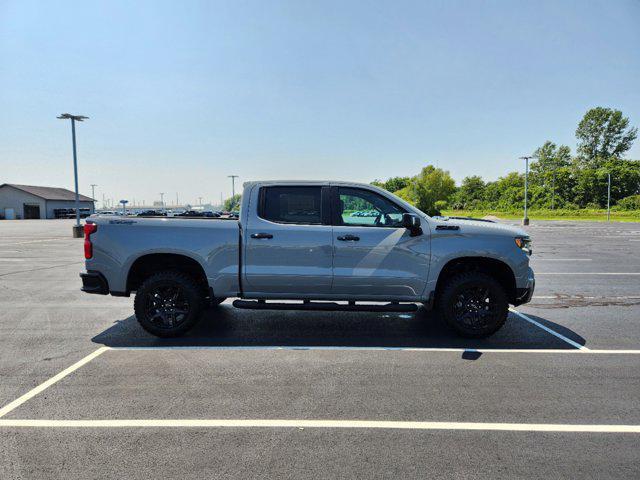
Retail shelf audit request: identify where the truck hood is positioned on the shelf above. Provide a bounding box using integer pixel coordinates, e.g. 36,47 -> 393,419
429,217 -> 528,238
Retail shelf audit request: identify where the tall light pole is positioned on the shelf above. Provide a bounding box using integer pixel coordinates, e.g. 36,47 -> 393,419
90,184 -> 97,213
228,175 -> 239,199
57,113 -> 88,237
607,173 -> 611,222
551,170 -> 556,210
520,156 -> 532,226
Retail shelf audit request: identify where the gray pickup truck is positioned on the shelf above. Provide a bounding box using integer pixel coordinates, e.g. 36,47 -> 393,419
81,180 -> 534,338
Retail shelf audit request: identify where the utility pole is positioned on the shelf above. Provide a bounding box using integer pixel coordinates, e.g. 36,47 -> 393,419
228,175 -> 239,199
519,156 -> 532,226
551,171 -> 555,210
90,184 -> 97,213
607,173 -> 611,222
57,113 -> 89,237
176,193 -> 179,207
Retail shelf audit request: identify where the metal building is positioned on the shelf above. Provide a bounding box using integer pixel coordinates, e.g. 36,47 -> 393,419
0,184 -> 95,219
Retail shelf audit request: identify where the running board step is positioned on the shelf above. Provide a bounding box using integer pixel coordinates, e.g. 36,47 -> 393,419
232,300 -> 418,313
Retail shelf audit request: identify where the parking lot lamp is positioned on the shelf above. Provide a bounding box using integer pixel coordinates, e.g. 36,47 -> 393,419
228,175 -> 239,199
57,113 -> 89,237
550,164 -> 556,210
520,156 -> 532,225
90,184 -> 97,212
607,173 -> 611,222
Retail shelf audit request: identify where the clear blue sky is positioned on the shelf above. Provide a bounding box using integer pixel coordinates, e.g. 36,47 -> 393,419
1,0 -> 639,206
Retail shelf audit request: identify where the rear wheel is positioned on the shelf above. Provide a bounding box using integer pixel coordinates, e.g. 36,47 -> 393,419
437,271 -> 508,338
134,271 -> 204,337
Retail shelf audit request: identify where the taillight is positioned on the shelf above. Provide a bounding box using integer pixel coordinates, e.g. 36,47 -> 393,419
84,223 -> 97,259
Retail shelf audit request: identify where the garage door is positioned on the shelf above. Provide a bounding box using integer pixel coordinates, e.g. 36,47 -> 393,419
23,204 -> 41,219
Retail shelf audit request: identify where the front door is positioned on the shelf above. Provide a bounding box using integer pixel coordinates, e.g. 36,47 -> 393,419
243,185 -> 333,296
331,186 -> 429,299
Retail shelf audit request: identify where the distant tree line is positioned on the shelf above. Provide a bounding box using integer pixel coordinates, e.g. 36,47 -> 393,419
373,107 -> 640,215
223,194 -> 241,211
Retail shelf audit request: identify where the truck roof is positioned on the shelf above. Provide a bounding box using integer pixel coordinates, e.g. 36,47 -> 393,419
242,180 -> 377,188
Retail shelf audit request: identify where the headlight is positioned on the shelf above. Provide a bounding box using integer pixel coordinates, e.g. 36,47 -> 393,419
515,236 -> 532,255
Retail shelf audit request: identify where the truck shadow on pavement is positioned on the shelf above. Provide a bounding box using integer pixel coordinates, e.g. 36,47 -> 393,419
92,306 -> 586,351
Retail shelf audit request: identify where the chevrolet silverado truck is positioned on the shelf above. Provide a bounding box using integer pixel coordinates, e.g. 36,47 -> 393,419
80,181 -> 534,338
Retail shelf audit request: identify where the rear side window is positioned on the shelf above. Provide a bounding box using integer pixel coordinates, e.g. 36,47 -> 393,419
260,186 -> 322,224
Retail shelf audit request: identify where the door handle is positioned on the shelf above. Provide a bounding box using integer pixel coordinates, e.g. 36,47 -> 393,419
251,233 -> 273,239
337,234 -> 360,241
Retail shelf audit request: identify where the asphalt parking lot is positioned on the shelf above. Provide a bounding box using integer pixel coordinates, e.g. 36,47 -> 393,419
1,219 -> 639,479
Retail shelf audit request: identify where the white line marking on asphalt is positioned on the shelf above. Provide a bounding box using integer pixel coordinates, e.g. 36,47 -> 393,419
532,295 -> 640,300
8,238 -> 70,245
0,419 -> 638,433
536,272 -> 640,275
108,346 -> 640,354
0,347 -> 110,418
532,259 -> 592,261
509,309 -> 588,350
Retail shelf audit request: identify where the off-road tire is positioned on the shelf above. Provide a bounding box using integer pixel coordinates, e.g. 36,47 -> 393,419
436,271 -> 508,338
134,271 -> 204,337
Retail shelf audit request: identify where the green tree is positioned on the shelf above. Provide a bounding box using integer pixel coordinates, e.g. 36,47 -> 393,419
616,195 -> 640,210
224,194 -> 242,211
371,176 -> 411,193
571,159 -> 640,208
450,175 -> 486,209
407,166 -> 456,216
531,141 -> 571,174
576,107 -> 637,167
483,172 -> 525,211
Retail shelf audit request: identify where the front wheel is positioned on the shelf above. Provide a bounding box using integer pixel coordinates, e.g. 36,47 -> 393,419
134,271 -> 204,337
437,271 -> 508,338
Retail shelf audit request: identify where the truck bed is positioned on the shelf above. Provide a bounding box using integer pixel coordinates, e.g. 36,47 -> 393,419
86,215 -> 240,297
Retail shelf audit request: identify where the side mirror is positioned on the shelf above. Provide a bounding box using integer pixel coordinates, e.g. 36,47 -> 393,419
402,213 -> 422,236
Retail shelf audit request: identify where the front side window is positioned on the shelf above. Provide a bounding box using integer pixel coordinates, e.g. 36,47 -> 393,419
337,187 -> 406,227
261,186 -> 322,224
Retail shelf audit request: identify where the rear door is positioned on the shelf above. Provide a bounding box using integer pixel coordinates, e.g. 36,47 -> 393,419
243,185 -> 333,296
331,186 -> 429,299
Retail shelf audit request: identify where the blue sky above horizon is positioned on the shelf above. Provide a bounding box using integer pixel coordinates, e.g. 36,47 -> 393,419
1,0 -> 639,206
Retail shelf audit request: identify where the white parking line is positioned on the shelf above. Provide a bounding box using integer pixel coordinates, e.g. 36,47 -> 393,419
0,347 -> 110,418
533,259 -> 592,261
0,419 -> 638,433
536,272 -> 640,275
510,309 -> 587,350
533,295 -> 640,300
7,238 -> 70,245
109,346 -> 640,354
